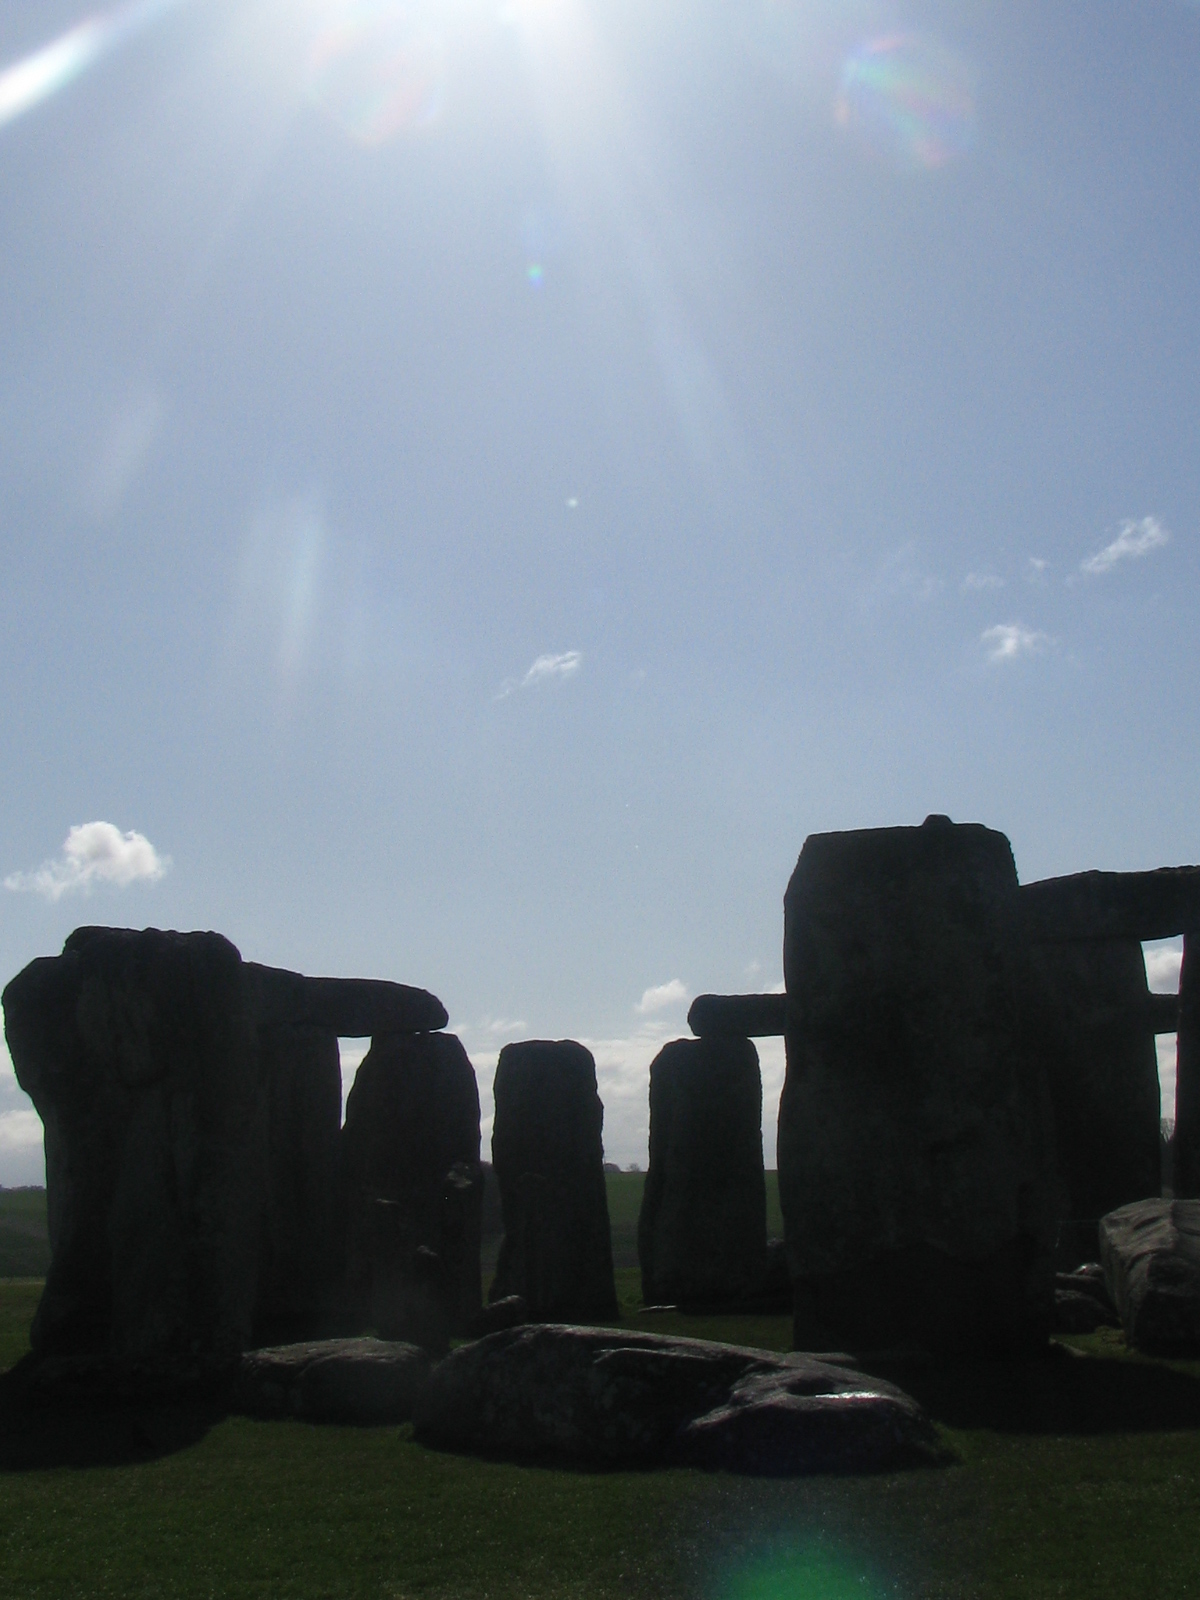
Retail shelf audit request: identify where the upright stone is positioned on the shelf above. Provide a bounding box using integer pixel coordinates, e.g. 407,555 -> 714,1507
2,927 -> 266,1364
490,1040 -> 617,1320
779,818 -> 1057,1355
638,1037 -> 767,1308
1022,940 -> 1160,1222
1177,933 -> 1200,1200
255,1022 -> 343,1343
341,1032 -> 483,1349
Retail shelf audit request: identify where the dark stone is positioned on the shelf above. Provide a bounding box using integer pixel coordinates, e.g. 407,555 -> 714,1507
1019,867 -> 1200,944
638,1037 -> 768,1309
489,1040 -> 617,1321
1176,934 -> 1200,1199
2,928 -> 265,1365
779,821 -> 1057,1356
244,964 -> 448,1036
255,1023 -> 343,1343
413,1324 -> 947,1474
1100,1198 -> 1200,1355
234,1337 -> 431,1423
1022,940 -> 1161,1220
687,994 -> 787,1039
1053,1289 -> 1119,1334
341,1032 -> 482,1348
465,1295 -> 527,1338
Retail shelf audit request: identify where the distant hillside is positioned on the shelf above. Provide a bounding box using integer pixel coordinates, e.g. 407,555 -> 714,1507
0,1188 -> 50,1277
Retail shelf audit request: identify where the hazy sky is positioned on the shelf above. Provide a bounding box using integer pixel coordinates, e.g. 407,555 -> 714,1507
1,0 -> 1196,1182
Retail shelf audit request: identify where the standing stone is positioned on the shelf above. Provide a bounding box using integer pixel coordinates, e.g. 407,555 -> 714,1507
1022,940 -> 1161,1224
490,1040 -> 617,1321
255,1023 -> 343,1343
779,818 -> 1057,1355
638,1037 -> 767,1308
341,1032 -> 482,1349
1176,934 -> 1200,1199
2,927 -> 266,1365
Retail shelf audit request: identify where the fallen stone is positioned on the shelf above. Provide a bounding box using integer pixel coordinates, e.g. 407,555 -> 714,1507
1100,1198 -> 1200,1355
234,1337 -> 431,1423
490,1040 -> 617,1321
413,1324 -> 947,1474
779,818 -> 1057,1355
687,994 -> 787,1039
1054,1290 -> 1119,1334
638,1037 -> 768,1308
465,1295 -> 527,1338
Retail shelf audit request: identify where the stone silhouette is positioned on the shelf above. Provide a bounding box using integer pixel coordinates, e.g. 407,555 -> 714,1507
638,1036 -> 768,1308
2,925 -> 447,1370
778,818 -> 1058,1355
687,993 -> 786,1039
341,1031 -> 482,1352
1021,940 -> 1161,1226
489,1040 -> 618,1321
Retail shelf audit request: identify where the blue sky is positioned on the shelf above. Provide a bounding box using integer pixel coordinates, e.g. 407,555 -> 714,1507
1,0 -> 1197,1182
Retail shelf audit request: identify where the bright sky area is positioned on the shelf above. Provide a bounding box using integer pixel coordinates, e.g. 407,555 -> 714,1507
1,0 -> 1197,1184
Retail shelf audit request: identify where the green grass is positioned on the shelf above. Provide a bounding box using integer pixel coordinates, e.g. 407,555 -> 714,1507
6,1183 -> 1200,1597
0,1188 -> 50,1278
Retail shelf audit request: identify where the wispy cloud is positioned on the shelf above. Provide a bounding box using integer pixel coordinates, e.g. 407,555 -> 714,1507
635,978 -> 689,1015
1025,557 -> 1050,584
495,650 -> 582,700
4,822 -> 169,901
1144,940 -> 1183,994
962,572 -> 1005,593
981,623 -> 1051,663
1081,516 -> 1170,575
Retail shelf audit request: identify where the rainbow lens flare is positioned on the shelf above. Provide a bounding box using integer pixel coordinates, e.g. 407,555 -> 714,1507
0,0 -> 183,131
306,2 -> 445,145
837,34 -> 976,171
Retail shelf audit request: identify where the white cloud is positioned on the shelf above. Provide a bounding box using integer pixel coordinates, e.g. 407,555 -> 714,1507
1025,557 -> 1050,584
962,572 -> 1005,592
1144,940 -> 1183,994
981,622 -> 1051,663
5,822 -> 170,901
635,978 -> 689,1015
496,650 -> 582,700
1081,516 -> 1170,575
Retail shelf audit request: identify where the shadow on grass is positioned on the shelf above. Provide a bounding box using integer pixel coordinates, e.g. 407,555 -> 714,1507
0,1359 -> 223,1472
881,1341 -> 1200,1437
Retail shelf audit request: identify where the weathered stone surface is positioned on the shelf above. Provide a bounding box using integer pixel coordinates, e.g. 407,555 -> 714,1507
244,964 -> 448,1037
413,1324 -> 947,1474
638,1037 -> 768,1309
1100,1199 -> 1200,1355
687,994 -> 787,1039
490,1040 -> 617,1321
342,1032 -> 482,1348
1022,940 -> 1160,1221
256,1023 -> 343,1344
779,819 -> 1057,1355
234,1337 -> 431,1423
1019,867 -> 1200,945
1176,935 -> 1200,1199
3,927 -> 265,1364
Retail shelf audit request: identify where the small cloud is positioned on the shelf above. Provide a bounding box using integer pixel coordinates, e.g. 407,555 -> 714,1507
496,649 -> 582,700
4,822 -> 170,902
1144,941 -> 1183,994
962,572 -> 1005,593
486,1017 -> 527,1036
1081,516 -> 1170,576
981,623 -> 1051,663
1025,557 -> 1050,584
635,979 -> 688,1015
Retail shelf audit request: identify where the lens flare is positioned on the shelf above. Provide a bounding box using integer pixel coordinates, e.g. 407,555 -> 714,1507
724,1548 -> 889,1600
306,1 -> 446,145
837,34 -> 975,171
0,0 -> 184,131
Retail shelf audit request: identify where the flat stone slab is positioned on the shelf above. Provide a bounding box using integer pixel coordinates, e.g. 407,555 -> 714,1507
413,1324 -> 948,1474
245,965 -> 448,1036
1019,867 -> 1200,944
687,994 -> 787,1038
1100,1199 -> 1200,1355
234,1338 -> 432,1424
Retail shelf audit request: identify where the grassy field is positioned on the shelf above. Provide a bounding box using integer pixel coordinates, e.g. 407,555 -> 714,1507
5,1182 -> 1200,1598
0,1188 -> 50,1278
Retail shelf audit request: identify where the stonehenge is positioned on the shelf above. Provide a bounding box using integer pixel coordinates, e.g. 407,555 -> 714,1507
3,817 -> 1197,1377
